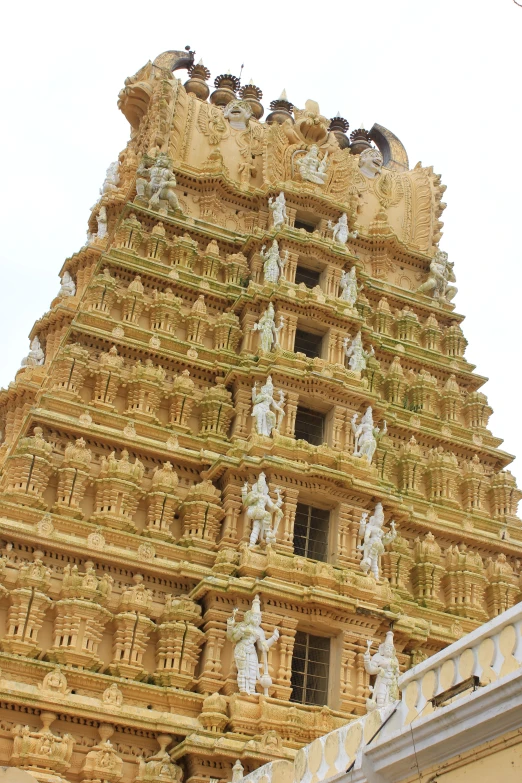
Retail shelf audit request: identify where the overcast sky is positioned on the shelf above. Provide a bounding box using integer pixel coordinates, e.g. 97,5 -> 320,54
1,0 -> 521,478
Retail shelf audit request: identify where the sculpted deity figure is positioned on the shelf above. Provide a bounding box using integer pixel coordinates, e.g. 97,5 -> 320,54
364,631 -> 400,711
339,267 -> 359,307
358,503 -> 397,580
260,240 -> 288,284
137,154 -> 181,213
418,250 -> 457,303
268,192 -> 287,229
137,749 -> 183,782
96,206 -> 108,239
102,682 -> 123,706
223,99 -> 253,130
253,303 -> 284,352
242,472 -> 283,547
232,760 -> 244,783
226,594 -> 280,695
297,144 -> 329,185
41,667 -> 68,695
328,213 -> 358,245
252,376 -> 285,437
58,271 -> 76,298
343,331 -> 374,373
351,406 -> 387,464
100,160 -> 120,194
21,336 -> 45,367
358,148 -> 384,178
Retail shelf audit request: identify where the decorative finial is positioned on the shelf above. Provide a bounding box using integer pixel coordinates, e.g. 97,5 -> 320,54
185,60 -> 211,100
239,80 -> 264,119
329,114 -> 350,149
350,127 -> 373,154
267,90 -> 294,125
210,72 -> 241,107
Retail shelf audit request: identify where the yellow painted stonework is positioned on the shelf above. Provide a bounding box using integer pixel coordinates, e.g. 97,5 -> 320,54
0,47 -> 520,783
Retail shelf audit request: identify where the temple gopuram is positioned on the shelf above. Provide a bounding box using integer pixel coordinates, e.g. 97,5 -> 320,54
0,47 -> 520,783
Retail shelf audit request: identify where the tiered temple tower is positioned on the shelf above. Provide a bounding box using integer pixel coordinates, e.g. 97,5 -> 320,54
0,47 -> 520,783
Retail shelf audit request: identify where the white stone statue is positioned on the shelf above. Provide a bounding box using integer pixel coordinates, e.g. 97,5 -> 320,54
269,192 -> 287,229
363,631 -> 400,711
328,213 -> 358,245
223,99 -> 253,130
58,271 -> 76,298
232,760 -> 244,783
252,376 -> 285,437
226,594 -> 280,695
358,503 -> 397,581
137,154 -> 181,213
339,267 -> 359,307
343,331 -> 374,373
253,303 -> 284,352
418,250 -> 457,304
100,160 -> 120,194
96,206 -> 108,239
358,148 -> 383,178
351,406 -> 386,464
242,473 -> 284,547
21,336 -> 45,367
297,144 -> 329,185
260,240 -> 288,284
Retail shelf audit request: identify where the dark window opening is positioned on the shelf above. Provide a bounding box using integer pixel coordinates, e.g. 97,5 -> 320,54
294,219 -> 316,233
294,407 -> 325,446
295,265 -> 321,289
290,631 -> 330,706
294,329 -> 323,358
293,503 -> 330,561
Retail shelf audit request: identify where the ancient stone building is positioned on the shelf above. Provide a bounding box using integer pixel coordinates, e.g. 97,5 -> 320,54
0,47 -> 520,783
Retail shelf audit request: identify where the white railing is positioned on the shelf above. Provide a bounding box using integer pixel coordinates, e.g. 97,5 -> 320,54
397,603 -> 522,725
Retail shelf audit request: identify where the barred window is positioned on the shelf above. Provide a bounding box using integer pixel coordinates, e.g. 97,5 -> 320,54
294,328 -> 323,358
295,265 -> 321,289
293,502 -> 330,561
290,631 -> 331,706
294,407 -> 325,446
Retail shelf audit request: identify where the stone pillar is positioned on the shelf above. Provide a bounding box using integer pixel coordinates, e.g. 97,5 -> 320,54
278,485 -> 299,551
273,618 -> 298,700
239,311 -> 258,354
325,266 -> 342,300
327,327 -> 346,366
220,477 -> 244,545
278,311 -> 298,352
282,391 -> 299,438
231,384 -> 252,440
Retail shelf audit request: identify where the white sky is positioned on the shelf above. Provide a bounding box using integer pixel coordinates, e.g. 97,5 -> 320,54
1,0 -> 521,478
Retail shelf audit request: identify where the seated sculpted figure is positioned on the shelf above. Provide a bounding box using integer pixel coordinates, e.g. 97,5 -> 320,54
418,250 -> 457,303
58,271 -> 76,298
21,336 -> 45,367
297,144 -> 329,185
